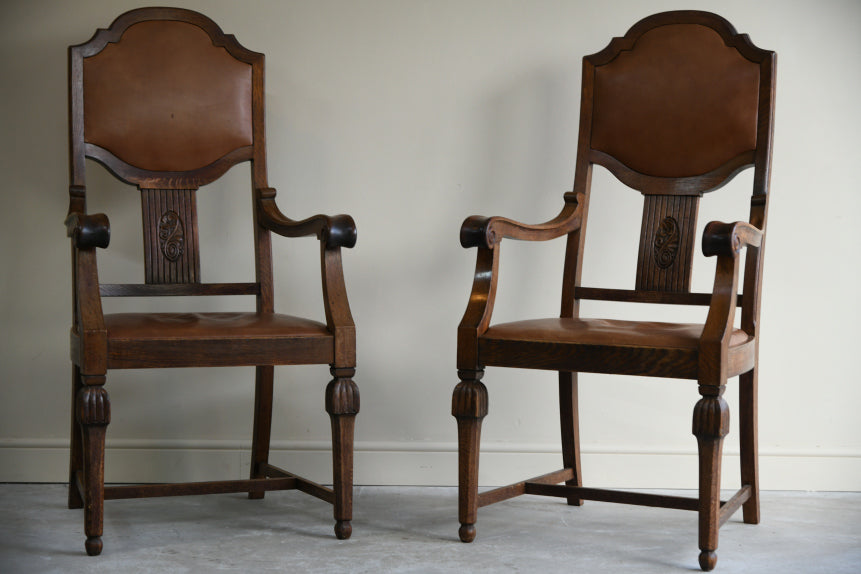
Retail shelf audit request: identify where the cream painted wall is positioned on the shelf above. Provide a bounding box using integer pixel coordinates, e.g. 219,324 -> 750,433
1,0 -> 859,490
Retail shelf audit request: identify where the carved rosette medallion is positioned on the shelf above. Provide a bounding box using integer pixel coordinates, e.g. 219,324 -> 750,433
158,210 -> 184,261
653,216 -> 680,269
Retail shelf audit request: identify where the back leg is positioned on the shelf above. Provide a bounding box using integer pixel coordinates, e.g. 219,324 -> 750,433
559,371 -> 583,505
249,365 -> 274,500
68,365 -> 84,509
739,368 -> 760,524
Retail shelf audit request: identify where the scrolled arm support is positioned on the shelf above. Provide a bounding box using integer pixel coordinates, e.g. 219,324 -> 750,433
257,187 -> 357,249
699,221 -> 763,385
702,220 -> 762,258
66,210 -> 108,372
65,213 -> 110,249
460,192 -> 585,249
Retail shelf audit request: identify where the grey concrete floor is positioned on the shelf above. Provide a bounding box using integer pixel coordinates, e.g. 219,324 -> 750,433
1,485 -> 858,573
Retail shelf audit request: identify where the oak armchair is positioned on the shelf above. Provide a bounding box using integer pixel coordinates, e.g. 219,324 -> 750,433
67,8 -> 359,555
453,11 -> 775,571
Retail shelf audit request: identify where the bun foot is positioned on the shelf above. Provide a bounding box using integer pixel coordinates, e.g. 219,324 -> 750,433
335,520 -> 352,539
458,523 -> 476,543
85,536 -> 103,556
698,550 -> 717,571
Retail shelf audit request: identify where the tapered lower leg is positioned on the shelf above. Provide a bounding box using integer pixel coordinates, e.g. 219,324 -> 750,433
452,370 -> 488,542
82,424 -> 106,556
249,366 -> 275,500
68,365 -> 84,509
78,381 -> 110,556
326,368 -> 359,540
693,386 -> 729,572
559,371 -> 583,506
739,369 -> 760,524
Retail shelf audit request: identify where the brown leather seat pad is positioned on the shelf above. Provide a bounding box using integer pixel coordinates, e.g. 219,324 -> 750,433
105,312 -> 330,340
483,318 -> 750,349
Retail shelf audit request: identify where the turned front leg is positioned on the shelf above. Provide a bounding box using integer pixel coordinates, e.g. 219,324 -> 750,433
77,379 -> 110,556
693,385 -> 729,572
452,369 -> 488,543
326,367 -> 359,540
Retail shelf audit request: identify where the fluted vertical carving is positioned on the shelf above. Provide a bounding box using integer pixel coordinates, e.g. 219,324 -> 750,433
141,188 -> 200,284
452,370 -> 488,418
325,369 -> 359,415
77,386 -> 111,426
692,394 -> 729,439
636,194 -> 699,292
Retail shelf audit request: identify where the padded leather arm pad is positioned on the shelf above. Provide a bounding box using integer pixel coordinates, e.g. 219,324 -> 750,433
65,212 -> 111,249
702,220 -> 762,257
257,188 -> 357,248
460,192 -> 584,249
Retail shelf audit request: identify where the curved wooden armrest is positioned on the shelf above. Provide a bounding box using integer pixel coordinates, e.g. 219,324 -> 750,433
699,221 -> 763,383
68,216 -> 108,372
320,245 -> 356,366
257,188 -> 357,248
702,220 -> 762,258
460,192 -> 585,249
457,247 -> 499,369
65,212 -> 110,249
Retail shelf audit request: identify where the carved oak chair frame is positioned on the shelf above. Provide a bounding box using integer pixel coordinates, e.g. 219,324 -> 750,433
453,11 -> 774,571
66,7 -> 358,555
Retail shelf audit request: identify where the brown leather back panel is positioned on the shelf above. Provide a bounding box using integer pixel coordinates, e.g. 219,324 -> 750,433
83,20 -> 252,172
591,24 -> 759,178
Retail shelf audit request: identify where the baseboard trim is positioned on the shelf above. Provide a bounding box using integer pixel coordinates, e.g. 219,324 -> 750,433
2,439 -> 858,490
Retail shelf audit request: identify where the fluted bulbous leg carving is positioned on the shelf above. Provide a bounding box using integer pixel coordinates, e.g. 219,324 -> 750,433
692,386 -> 729,572
78,385 -> 111,426
452,370 -> 488,543
77,381 -> 110,556
326,368 -> 359,540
